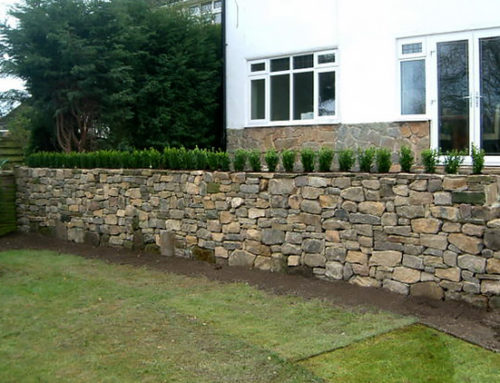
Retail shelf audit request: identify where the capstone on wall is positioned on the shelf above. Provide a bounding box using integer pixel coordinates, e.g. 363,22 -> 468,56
15,167 -> 500,309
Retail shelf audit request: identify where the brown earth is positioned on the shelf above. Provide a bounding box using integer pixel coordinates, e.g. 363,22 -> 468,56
1,232 -> 499,352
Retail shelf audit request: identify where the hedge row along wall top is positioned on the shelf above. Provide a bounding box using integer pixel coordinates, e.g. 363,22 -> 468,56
15,167 -> 500,309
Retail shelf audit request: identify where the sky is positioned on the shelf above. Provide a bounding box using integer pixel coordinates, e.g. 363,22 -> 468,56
0,0 -> 24,92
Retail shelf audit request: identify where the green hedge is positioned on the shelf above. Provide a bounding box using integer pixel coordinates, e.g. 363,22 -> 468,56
0,173 -> 17,237
26,148 -> 230,171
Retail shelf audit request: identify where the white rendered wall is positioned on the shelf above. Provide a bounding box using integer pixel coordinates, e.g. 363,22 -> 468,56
226,0 -> 500,129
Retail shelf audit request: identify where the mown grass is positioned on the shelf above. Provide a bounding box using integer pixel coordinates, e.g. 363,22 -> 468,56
0,250 -> 414,382
300,324 -> 500,383
0,250 -> 498,382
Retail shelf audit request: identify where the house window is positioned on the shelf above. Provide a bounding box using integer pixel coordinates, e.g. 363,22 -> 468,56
399,40 -> 426,116
248,50 -> 337,124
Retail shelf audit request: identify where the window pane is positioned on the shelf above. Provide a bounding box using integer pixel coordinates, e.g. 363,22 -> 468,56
271,58 -> 289,72
271,75 -> 290,121
214,12 -> 221,23
293,54 -> 314,69
402,43 -> 423,55
251,63 -> 265,72
214,0 -> 222,9
437,40 -> 469,153
319,71 -> 336,116
401,60 -> 426,115
251,79 -> 265,120
318,53 -> 335,64
293,72 -> 314,120
480,36 -> 500,154
201,2 -> 212,13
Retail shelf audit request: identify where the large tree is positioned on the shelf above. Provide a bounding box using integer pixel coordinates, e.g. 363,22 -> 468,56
0,0 -> 222,152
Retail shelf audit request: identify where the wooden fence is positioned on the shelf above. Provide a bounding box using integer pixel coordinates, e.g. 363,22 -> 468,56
0,172 -> 17,236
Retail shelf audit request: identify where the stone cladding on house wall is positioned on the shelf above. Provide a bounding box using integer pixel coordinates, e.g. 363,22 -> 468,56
15,167 -> 500,309
227,121 -> 430,162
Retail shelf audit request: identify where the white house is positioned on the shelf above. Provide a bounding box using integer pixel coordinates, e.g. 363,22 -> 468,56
225,0 -> 500,165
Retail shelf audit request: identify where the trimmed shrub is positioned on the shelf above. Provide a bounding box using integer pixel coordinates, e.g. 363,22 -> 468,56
443,150 -> 464,174
248,150 -> 262,172
281,149 -> 296,172
471,144 -> 485,175
193,147 -> 208,170
217,151 -> 231,171
318,147 -> 334,172
265,149 -> 279,172
300,148 -> 316,172
233,149 -> 248,172
358,147 -> 376,173
421,149 -> 440,174
399,146 -> 414,173
376,148 -> 392,173
338,149 -> 355,172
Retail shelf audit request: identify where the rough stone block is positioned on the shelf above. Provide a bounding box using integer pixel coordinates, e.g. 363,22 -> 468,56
393,267 -> 421,283
262,229 -> 285,245
358,201 -> 385,216
420,234 -> 448,251
484,229 -> 500,251
383,279 -> 409,295
452,192 -> 485,205
449,234 -> 482,255
370,251 -> 402,267
269,179 -> 295,195
435,267 -> 461,282
487,258 -> 500,274
228,250 -> 256,268
340,187 -> 365,202
346,250 -> 368,264
410,282 -> 444,300
325,261 -> 343,280
457,255 -> 486,274
481,280 -> 500,295
411,218 -> 441,234
303,239 -> 324,254
303,253 -> 326,268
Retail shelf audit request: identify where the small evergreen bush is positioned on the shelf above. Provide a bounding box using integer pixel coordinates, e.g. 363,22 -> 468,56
471,144 -> 485,175
300,148 -> 316,172
207,150 -> 219,171
233,149 -> 248,171
376,148 -> 392,173
248,150 -> 262,172
443,150 -> 464,174
318,147 -> 334,172
399,146 -> 414,173
421,149 -> 440,173
338,149 -> 355,172
193,147 -> 208,170
264,149 -> 279,172
217,151 -> 231,171
358,147 -> 376,172
281,149 -> 296,172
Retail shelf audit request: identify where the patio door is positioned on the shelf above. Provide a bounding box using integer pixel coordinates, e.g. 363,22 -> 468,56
431,30 -> 500,165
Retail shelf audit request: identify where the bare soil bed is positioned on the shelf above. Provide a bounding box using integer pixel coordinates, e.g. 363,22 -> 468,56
1,232 -> 499,352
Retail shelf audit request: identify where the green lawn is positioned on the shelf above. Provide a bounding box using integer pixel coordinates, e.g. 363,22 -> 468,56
0,250 -> 498,382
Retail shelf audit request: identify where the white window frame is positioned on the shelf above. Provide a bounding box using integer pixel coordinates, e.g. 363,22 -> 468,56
247,50 -> 338,127
397,38 -> 430,121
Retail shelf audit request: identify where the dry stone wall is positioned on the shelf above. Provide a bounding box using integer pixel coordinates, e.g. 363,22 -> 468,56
15,167 -> 500,309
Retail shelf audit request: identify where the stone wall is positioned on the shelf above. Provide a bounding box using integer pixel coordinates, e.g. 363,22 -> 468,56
15,167 -> 500,309
226,121 -> 430,162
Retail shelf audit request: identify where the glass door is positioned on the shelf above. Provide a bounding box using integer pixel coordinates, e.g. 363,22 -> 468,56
479,36 -> 500,155
430,29 -> 500,165
437,40 -> 471,153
